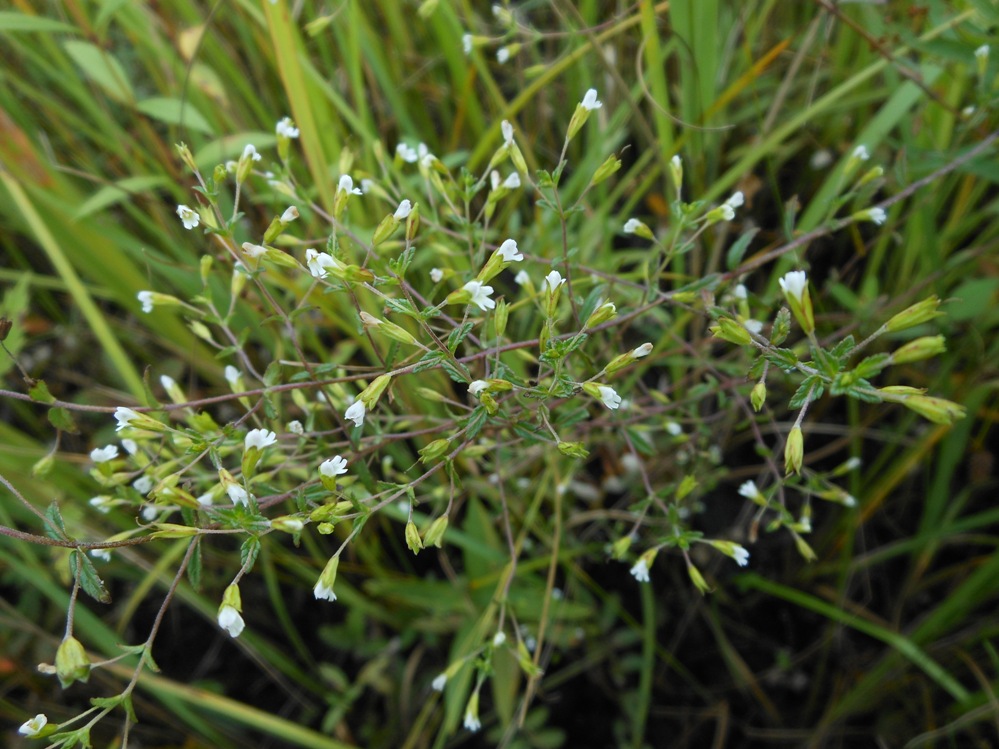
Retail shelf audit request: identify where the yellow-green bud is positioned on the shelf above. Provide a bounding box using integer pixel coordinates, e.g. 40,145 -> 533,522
794,533 -> 818,562
687,563 -> 711,595
591,154 -> 622,186
610,535 -> 633,560
900,395 -> 966,425
493,299 -> 509,338
784,426 -> 804,475
405,520 -> 423,554
751,381 -> 767,412
668,154 -> 683,196
585,302 -> 617,329
557,441 -> 589,459
419,439 -> 451,463
892,335 -> 946,364
56,636 -> 90,688
150,522 -> 201,539
422,514 -> 449,548
857,165 -> 884,187
710,317 -> 754,346
414,387 -> 447,403
884,296 -> 941,333
360,374 -> 392,409
175,142 -> 197,173
371,214 -> 399,246
200,254 -> 213,284
480,391 -> 499,415
271,516 -> 305,534
878,385 -> 926,396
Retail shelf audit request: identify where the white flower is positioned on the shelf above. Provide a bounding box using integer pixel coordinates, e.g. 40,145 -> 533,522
430,268 -> 444,283
496,46 -> 510,63
975,44 -> 989,60
496,238 -> 523,262
844,457 -> 862,471
778,270 -> 808,303
501,120 -> 514,146
176,204 -> 200,230
843,494 -> 857,507
852,145 -> 869,161
490,170 -> 501,190
337,174 -> 363,196
666,421 -> 682,435
137,291 -> 155,314
418,143 -> 434,168
432,673 -> 447,691
276,117 -> 299,138
281,206 -> 299,223
345,400 -> 366,427
492,631 -> 506,647
671,154 -> 682,170
320,456 -> 349,476
91,548 -> 112,562
463,280 -> 496,311
313,581 -> 337,601
18,714 -> 47,737
305,248 -> 343,279
141,504 -> 160,522
226,483 -> 249,507
463,710 -> 481,732
224,365 -> 240,386
543,270 -> 565,292
743,319 -> 763,334
89,496 -> 112,513
630,558 -> 650,582
114,407 -> 140,431
242,144 -> 262,162
502,172 -> 520,189
462,33 -> 473,55
241,242 -> 267,258
394,199 -> 413,220
90,445 -> 118,463
738,480 -> 759,499
468,380 -> 488,396
133,475 -> 153,495
867,207 -> 887,225
245,429 -> 277,450
287,420 -> 304,435
632,343 -> 653,358
732,545 -> 750,567
733,284 -> 748,299
121,439 -> 138,455
514,270 -> 530,286
217,604 -> 245,638
397,143 -> 418,163
623,218 -> 642,234
719,204 -> 736,221
197,492 -> 214,507
597,385 -> 622,410
580,88 -> 602,110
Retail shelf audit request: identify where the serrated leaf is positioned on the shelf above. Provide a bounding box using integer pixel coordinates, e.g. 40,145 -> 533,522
845,384 -> 882,403
45,501 -> 68,540
440,359 -> 468,383
48,406 -> 80,434
447,322 -> 474,353
135,96 -> 214,135
853,353 -> 890,379
384,297 -> 418,317
63,40 -> 134,103
829,335 -> 857,360
412,350 -> 445,374
764,347 -> 798,370
465,406 -> 488,440
29,379 -> 55,403
789,376 -> 825,409
72,550 -> 111,604
726,227 -> 760,270
240,537 -> 260,571
771,307 -> 791,345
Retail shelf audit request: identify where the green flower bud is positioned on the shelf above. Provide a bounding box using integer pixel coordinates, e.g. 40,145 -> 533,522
710,317 -> 754,346
687,563 -> 711,595
419,439 -> 451,463
422,514 -> 449,548
55,636 -> 90,688
884,296 -> 942,333
591,154 -> 622,186
892,335 -> 946,364
557,441 -> 589,459
610,535 -> 633,560
900,395 -> 966,425
751,381 -> 767,412
585,302 -> 616,329
784,426 -> 804,475
405,521 -> 423,554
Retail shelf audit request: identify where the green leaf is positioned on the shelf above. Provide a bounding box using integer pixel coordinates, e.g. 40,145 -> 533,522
48,406 -> 80,434
789,375 -> 824,409
63,40 -> 134,103
136,97 -> 215,135
852,353 -> 890,380
240,537 -> 261,572
0,11 -> 77,33
446,321 -> 474,353
464,406 -> 488,439
44,501 -> 68,541
726,227 -> 760,270
71,550 -> 112,604
764,347 -> 798,371
412,350 -> 445,374
74,176 -> 171,220
29,379 -> 55,403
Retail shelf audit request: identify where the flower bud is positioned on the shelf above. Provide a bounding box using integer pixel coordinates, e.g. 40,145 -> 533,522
359,374 -> 392,409
610,535 -> 633,560
55,636 -> 90,688
687,563 -> 711,595
784,426 -> 804,475
668,154 -> 683,195
419,439 -> 451,463
585,301 -> 616,329
405,521 -> 423,554
751,381 -> 767,412
900,395 -> 966,425
175,142 -> 197,173
709,317 -> 754,345
884,296 -> 942,332
591,154 -> 622,186
557,441 -> 589,459
778,271 -> 814,335
892,335 -> 946,364
422,514 -> 449,548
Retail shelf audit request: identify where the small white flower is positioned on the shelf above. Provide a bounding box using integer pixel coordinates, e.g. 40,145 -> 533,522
734,284 -> 748,299
543,270 -> 565,292
501,120 -> 514,146
176,204 -> 200,230
276,117 -> 299,138
738,480 -> 759,499
496,238 -> 523,262
462,33 -> 473,55
843,494 -> 857,507
197,492 -> 214,507
345,400 -> 366,427
496,46 -> 510,63
281,206 -> 299,223
778,270 -> 808,303
241,242 -> 267,258
430,267 -> 444,283
226,483 -> 249,507
137,291 -> 155,314
502,172 -> 521,189
313,581 -> 337,601
580,88 -> 602,110
90,445 -> 119,463
18,714 -> 48,737
432,673 -> 447,691
89,496 -> 112,513
397,142 -> 418,163
468,380 -> 488,396
632,343 -> 653,358
732,545 -> 750,567
114,407 -> 140,431
91,548 -> 112,562
597,385 -> 622,410
623,218 -> 642,234
630,558 -> 650,582
743,319 -> 763,334
719,204 -> 736,221
844,457 -> 862,471
140,504 -> 160,522
514,270 -> 530,286
725,191 -> 745,209
245,429 -> 277,450
666,421 -> 682,436
305,248 -> 343,279
492,631 -> 506,647
490,170 -> 501,190
418,143 -> 435,168
867,207 -> 887,225
217,604 -> 245,638
975,44 -> 989,60
133,475 -> 153,495
242,143 -> 262,162
224,365 -> 241,386
121,439 -> 138,455
463,709 -> 481,732
337,174 -> 363,196
287,420 -> 304,435
671,154 -> 682,170
394,199 -> 413,220
320,456 -> 349,476
463,280 -> 496,311
852,145 -> 870,161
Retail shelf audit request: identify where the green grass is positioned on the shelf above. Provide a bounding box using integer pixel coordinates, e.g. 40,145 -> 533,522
1,2 -> 998,747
